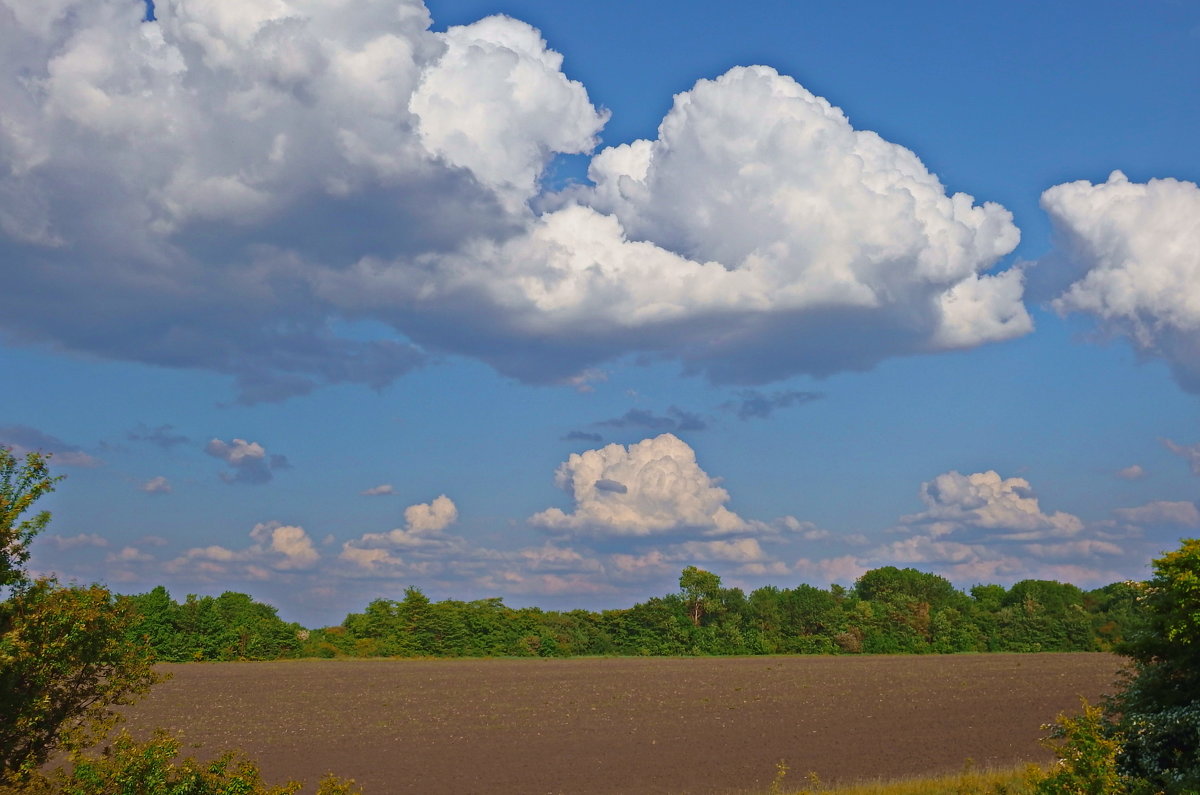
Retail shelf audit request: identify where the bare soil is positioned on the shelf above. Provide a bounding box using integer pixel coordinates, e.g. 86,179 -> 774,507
117,654 -> 1124,794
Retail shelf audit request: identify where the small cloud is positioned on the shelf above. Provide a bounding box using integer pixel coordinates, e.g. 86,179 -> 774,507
723,389 -> 823,420
594,478 -> 628,494
596,406 -> 707,433
106,546 -> 154,564
563,430 -> 603,443
775,516 -> 832,540
340,495 -> 461,570
1163,439 -> 1200,476
43,533 -> 109,551
139,476 -> 172,494
559,368 -> 608,394
168,521 -> 320,579
1113,500 -> 1200,528
127,423 -> 189,449
0,425 -> 101,467
1116,464 -> 1145,480
205,438 -> 289,485
361,484 -> 396,496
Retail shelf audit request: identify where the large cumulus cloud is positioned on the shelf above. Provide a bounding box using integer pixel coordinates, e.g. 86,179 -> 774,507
323,66 -> 1029,383
529,433 -> 751,537
1040,171 -> 1200,392
0,1 -> 1029,399
0,0 -> 604,400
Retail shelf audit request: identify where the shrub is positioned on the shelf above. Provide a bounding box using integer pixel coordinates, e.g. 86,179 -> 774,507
1035,701 -> 1132,795
2,730 -> 363,795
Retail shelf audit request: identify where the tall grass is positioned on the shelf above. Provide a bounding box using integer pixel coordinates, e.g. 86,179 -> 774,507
761,761 -> 1043,795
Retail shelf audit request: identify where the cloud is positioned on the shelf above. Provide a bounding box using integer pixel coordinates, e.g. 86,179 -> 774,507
1116,464 -> 1145,481
899,470 -> 1083,542
340,495 -> 461,569
0,425 -> 101,467
563,430 -> 603,443
106,546 -> 154,564
127,423 -> 189,449
792,555 -> 868,585
330,66 -> 1030,386
205,438 -> 289,485
723,389 -> 823,420
870,469 -> 1145,588
596,406 -> 707,433
560,369 -> 607,393
139,475 -> 172,494
360,483 -> 396,496
0,1 -> 603,402
0,1 -> 1032,401
529,433 -> 750,537
1163,438 -> 1200,475
168,521 -> 320,579
42,533 -> 108,551
1113,500 -> 1200,528
1040,172 -> 1200,392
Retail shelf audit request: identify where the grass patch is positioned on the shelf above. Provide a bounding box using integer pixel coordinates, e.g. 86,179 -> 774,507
763,761 -> 1043,794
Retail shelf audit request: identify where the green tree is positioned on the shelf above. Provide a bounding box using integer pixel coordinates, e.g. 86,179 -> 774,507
1109,538 -> 1200,791
0,449 -> 157,782
0,450 -> 61,587
679,566 -> 722,627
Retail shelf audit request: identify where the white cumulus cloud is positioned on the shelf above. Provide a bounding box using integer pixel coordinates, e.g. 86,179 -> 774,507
168,520 -> 320,579
0,0 -> 1034,401
340,494 -> 462,569
900,470 -> 1083,541
1041,171 -> 1200,392
529,433 -> 749,537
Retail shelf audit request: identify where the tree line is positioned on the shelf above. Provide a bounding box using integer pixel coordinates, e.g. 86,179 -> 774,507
123,564 -> 1145,662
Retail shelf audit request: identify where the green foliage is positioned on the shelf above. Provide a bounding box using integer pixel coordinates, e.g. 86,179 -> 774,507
315,564 -> 1142,660
1035,701 -> 1132,795
0,449 -> 61,587
0,449 -> 158,782
3,729 -> 363,795
0,582 -> 158,779
679,566 -> 723,627
1108,539 -> 1200,792
125,588 -> 305,662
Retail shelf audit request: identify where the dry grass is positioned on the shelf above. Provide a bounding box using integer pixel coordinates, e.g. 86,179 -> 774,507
763,761 -> 1042,795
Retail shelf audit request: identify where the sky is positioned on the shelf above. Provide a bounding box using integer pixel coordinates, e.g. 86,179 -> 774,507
2,0 -> 1199,627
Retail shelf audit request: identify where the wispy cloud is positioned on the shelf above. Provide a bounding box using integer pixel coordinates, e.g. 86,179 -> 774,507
0,425 -> 101,467
1163,438 -> 1200,475
723,389 -> 823,420
139,476 -> 172,494
596,406 -> 707,433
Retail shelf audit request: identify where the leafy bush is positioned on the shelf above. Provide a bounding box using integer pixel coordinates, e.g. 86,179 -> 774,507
2,730 -> 362,795
1109,539 -> 1200,792
1035,701 -> 1132,795
1,450 -> 158,782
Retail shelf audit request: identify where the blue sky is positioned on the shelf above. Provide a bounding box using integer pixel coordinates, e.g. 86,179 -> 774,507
2,0 -> 1198,626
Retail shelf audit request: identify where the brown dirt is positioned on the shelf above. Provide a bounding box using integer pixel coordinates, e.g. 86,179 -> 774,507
116,653 -> 1124,794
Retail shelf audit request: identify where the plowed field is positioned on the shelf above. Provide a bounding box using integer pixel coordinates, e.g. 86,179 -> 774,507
119,654 -> 1123,794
